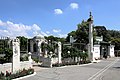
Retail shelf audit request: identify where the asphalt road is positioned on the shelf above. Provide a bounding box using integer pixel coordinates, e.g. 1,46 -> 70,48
22,57 -> 120,80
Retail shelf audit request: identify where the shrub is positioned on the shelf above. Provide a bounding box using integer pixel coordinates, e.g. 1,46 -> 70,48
20,55 -> 28,61
0,68 -> 34,80
52,60 -> 91,67
32,57 -> 39,63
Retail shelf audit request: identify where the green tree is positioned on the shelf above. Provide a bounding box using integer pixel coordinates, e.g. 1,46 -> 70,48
111,38 -> 120,50
94,26 -> 111,42
62,46 -> 71,58
17,36 -> 28,52
0,48 -> 13,63
66,31 -> 76,42
107,30 -> 120,38
75,21 -> 89,43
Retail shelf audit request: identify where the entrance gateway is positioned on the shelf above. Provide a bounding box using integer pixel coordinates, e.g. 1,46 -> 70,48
29,35 -> 62,67
87,12 -> 115,62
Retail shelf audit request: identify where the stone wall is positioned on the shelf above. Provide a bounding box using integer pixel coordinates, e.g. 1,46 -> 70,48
41,58 -> 52,67
0,61 -> 32,73
41,57 -> 58,67
0,63 -> 12,73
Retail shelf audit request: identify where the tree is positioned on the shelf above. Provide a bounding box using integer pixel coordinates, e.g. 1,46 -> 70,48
111,38 -> 120,50
17,36 -> 28,52
61,46 -> 71,58
0,48 -> 13,64
45,36 -> 58,42
66,31 -> 76,42
94,26 -> 111,42
75,21 -> 89,44
107,30 -> 120,38
45,36 -> 66,43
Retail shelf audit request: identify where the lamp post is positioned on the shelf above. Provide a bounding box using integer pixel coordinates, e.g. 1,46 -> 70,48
49,51 -> 52,58
68,51 -> 70,58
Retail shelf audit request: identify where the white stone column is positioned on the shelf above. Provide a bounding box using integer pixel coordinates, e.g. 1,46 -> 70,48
44,49 -> 48,58
93,45 -> 100,60
28,52 -> 32,62
108,45 -> 115,57
58,42 -> 62,64
37,41 -> 42,62
28,52 -> 32,68
30,40 -> 33,52
88,12 -> 95,62
12,38 -> 20,73
38,41 -> 42,55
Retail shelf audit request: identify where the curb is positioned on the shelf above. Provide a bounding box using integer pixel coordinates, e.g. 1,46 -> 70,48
92,60 -> 101,63
56,63 -> 93,68
13,72 -> 36,80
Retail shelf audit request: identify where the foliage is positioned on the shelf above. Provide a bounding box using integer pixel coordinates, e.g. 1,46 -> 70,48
0,48 -> 13,64
66,31 -> 76,42
62,46 -> 71,58
94,26 -> 111,42
41,39 -> 59,56
75,21 -> 89,44
45,36 -> 66,43
111,38 -> 120,50
79,52 -> 88,61
32,57 -> 39,63
0,68 -> 34,80
52,60 -> 91,67
107,30 -> 120,38
20,55 -> 28,61
66,20 -> 96,45
69,47 -> 79,58
4,48 -> 13,62
62,45 -> 88,61
17,36 -> 28,51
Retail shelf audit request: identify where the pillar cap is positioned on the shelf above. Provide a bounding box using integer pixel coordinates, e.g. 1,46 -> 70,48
87,12 -> 93,23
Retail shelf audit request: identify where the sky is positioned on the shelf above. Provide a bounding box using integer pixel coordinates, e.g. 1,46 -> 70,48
0,0 -> 120,38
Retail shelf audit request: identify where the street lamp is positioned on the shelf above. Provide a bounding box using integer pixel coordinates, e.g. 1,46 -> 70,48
49,51 -> 53,58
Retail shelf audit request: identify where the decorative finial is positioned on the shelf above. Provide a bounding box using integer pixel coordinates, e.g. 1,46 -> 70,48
87,11 -> 93,22
90,11 -> 92,17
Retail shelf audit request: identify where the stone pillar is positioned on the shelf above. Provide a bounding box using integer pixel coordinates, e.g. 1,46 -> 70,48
37,41 -> 42,62
108,45 -> 115,57
30,40 -> 33,52
93,45 -> 100,60
38,41 -> 42,55
28,52 -> 32,68
44,49 -> 48,58
87,12 -> 95,62
12,38 -> 20,73
28,52 -> 32,62
58,42 -> 62,64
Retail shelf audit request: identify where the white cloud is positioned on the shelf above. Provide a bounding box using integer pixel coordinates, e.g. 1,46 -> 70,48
0,20 -> 45,38
54,9 -> 63,15
70,3 -> 79,9
0,20 -> 67,38
53,29 -> 61,33
41,31 -> 49,37
32,24 -> 41,31
46,31 -> 50,34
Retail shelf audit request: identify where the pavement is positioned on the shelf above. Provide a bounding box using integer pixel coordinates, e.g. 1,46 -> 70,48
21,57 -> 120,80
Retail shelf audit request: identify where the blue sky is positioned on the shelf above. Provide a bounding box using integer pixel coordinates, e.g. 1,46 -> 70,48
0,0 -> 120,38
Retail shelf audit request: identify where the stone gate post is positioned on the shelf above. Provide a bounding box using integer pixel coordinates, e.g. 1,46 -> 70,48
58,42 -> 62,64
12,38 -> 20,73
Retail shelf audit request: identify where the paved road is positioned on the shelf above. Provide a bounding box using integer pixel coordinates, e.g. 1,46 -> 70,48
22,57 -> 120,80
